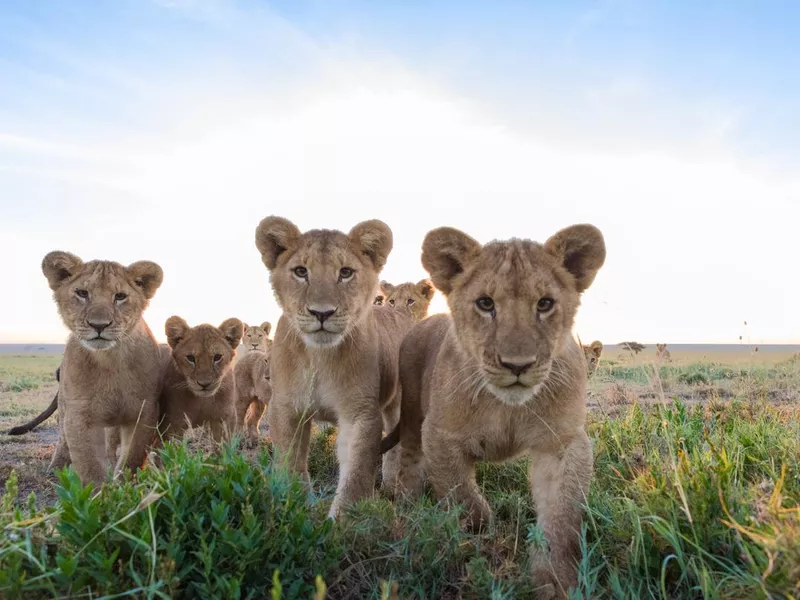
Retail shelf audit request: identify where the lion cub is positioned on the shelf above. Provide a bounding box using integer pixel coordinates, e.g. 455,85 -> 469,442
41,251 -> 164,486
242,321 -> 272,353
655,343 -> 672,362
582,340 -> 603,375
387,224 -> 605,598
233,349 -> 272,448
158,317 -> 244,443
255,216 -> 414,517
379,279 -> 434,321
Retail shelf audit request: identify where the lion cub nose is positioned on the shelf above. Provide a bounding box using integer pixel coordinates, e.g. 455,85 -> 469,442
499,357 -> 536,377
87,318 -> 112,334
307,306 -> 336,324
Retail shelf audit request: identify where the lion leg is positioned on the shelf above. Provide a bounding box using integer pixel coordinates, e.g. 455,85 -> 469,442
244,399 -> 266,448
424,426 -> 492,531
105,427 -> 121,468
116,404 -> 158,476
528,431 -> 593,600
380,398 -> 401,491
268,400 -> 312,483
235,396 -> 251,434
64,411 -> 108,486
328,411 -> 382,518
49,402 -> 72,470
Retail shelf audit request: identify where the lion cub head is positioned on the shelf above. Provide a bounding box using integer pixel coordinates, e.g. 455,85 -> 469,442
255,216 -> 392,348
380,279 -> 434,321
242,321 -> 272,353
42,251 -> 163,351
423,224 -> 605,405
582,340 -> 603,374
165,316 -> 244,397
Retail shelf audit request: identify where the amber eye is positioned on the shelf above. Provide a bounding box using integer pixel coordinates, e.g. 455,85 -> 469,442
339,267 -> 354,281
114,292 -> 128,302
537,297 -> 555,312
407,299 -> 415,306
213,354 -> 222,363
293,266 -> 308,279
75,289 -> 89,299
476,297 -> 495,313
186,355 -> 196,365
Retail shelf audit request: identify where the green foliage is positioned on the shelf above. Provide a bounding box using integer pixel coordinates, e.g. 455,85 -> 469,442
1,401 -> 799,598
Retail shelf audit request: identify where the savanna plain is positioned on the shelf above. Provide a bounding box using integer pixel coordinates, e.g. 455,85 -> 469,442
0,345 -> 798,599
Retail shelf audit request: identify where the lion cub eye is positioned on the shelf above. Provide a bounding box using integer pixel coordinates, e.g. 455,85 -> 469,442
293,266 -> 308,279
407,299 -> 415,306
537,297 -> 555,313
213,354 -> 222,364
186,355 -> 196,365
339,267 -> 354,281
476,296 -> 495,314
114,292 -> 128,303
75,289 -> 89,299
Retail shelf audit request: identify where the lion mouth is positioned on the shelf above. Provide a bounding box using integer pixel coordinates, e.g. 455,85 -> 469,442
80,336 -> 117,351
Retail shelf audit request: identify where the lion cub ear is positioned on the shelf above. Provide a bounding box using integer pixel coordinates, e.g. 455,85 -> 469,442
416,279 -> 434,300
349,220 -> 393,271
42,251 -> 84,290
219,318 -> 244,349
255,216 -> 302,270
421,227 -> 482,295
260,321 -> 272,337
379,280 -> 395,295
590,340 -> 603,357
127,261 -> 164,299
242,322 -> 250,332
165,316 -> 190,349
543,224 -> 606,293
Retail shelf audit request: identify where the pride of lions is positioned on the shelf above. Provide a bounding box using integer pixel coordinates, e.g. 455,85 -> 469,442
9,215 -> 608,599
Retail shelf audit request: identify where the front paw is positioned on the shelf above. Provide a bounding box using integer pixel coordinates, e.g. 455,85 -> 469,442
243,436 -> 259,450
462,499 -> 493,533
530,552 -> 575,600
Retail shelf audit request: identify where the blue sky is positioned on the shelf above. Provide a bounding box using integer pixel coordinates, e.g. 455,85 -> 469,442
1,0 -> 798,344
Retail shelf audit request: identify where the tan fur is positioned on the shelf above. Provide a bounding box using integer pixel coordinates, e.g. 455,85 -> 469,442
41,251 -> 164,486
655,343 -> 672,362
157,317 -> 243,443
388,224 -> 606,599
379,279 -> 434,321
233,349 -> 272,448
254,216 -> 414,517
241,321 -> 272,354
582,340 -> 603,375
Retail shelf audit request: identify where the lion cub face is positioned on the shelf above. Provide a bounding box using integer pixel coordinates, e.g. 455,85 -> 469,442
166,316 -> 244,397
255,216 -> 392,348
423,224 -> 605,405
380,279 -> 434,321
582,341 -> 603,374
242,321 -> 272,353
42,251 -> 163,351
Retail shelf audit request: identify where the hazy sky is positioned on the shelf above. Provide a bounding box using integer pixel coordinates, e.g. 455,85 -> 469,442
1,0 -> 798,344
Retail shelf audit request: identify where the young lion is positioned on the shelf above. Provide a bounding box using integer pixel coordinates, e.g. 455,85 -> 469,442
387,224 -> 605,599
41,251 -> 164,486
655,343 -> 672,362
241,321 -> 272,353
254,216 -> 414,517
158,317 -> 244,443
379,279 -> 434,321
233,349 -> 272,448
582,340 -> 603,375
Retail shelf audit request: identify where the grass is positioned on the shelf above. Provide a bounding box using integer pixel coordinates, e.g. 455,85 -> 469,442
0,354 -> 799,598
0,354 -> 60,394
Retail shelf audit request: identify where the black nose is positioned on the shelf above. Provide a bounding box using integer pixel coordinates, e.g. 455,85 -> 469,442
198,382 -> 212,390
500,360 -> 534,377
87,319 -> 112,334
308,308 -> 336,323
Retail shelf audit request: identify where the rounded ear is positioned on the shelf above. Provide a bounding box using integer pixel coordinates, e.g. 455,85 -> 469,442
42,251 -> 84,290
348,220 -> 393,271
421,227 -> 482,295
260,321 -> 272,337
543,224 -> 606,293
255,216 -> 302,270
219,318 -> 244,349
590,341 -> 603,356
242,322 -> 250,332
127,261 -> 164,299
165,316 -> 190,349
416,279 -> 434,300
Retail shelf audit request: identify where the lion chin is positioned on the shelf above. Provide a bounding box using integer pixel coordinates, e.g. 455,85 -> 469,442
302,330 -> 345,349
485,382 -> 543,406
79,338 -> 118,351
